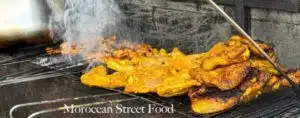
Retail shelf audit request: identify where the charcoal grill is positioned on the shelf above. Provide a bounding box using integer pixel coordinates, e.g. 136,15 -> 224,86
1,0 -> 300,118
1,45 -> 300,118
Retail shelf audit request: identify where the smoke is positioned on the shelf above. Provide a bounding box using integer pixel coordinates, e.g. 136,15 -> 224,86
47,0 -> 127,62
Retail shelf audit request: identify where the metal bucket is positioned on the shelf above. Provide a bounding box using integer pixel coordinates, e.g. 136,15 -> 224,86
0,0 -> 64,48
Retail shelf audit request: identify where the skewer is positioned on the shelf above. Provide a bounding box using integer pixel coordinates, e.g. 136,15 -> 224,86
206,0 -> 300,96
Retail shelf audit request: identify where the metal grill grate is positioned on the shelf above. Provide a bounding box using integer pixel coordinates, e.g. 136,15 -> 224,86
0,47 -> 193,118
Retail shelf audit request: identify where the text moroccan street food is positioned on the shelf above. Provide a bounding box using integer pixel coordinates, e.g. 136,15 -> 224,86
48,35 -> 300,115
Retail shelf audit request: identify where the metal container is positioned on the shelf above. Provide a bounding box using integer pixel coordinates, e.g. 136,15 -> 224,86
0,0 -> 52,48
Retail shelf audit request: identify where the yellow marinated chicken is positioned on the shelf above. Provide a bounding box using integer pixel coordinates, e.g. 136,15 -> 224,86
190,96 -> 239,114
188,85 -> 240,114
166,48 -> 204,70
112,44 -> 153,59
249,58 -> 279,75
277,70 -> 300,87
239,69 -> 300,103
240,80 -> 264,102
200,42 -> 250,71
73,35 -> 300,115
124,66 -> 167,94
228,35 -> 273,56
104,47 -> 203,95
239,71 -> 271,102
190,61 -> 250,91
106,60 -> 134,72
123,58 -> 202,95
156,69 -> 201,97
81,66 -> 128,88
239,70 -> 300,103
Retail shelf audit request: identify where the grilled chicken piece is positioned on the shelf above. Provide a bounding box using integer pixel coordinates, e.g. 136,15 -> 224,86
240,82 -> 264,102
228,35 -> 273,56
167,48 -> 194,70
189,86 -> 241,114
279,70 -> 300,87
48,36 -> 117,56
190,61 -> 250,91
201,42 -> 250,71
81,66 -> 127,88
124,67 -> 201,96
156,70 -> 201,97
106,60 -> 134,72
239,69 -> 300,103
257,70 -> 300,92
240,71 -> 271,102
106,47 -> 199,71
190,70 -> 300,114
112,44 -> 153,59
106,47 -> 204,95
166,48 -> 204,70
124,66 -> 166,94
249,58 -> 280,75
190,96 -> 239,114
267,76 -> 280,87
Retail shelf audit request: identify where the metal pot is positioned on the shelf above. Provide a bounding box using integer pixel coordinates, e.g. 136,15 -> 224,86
0,0 -> 53,48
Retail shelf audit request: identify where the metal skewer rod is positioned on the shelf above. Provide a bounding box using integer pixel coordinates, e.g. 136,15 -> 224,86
206,0 -> 300,92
